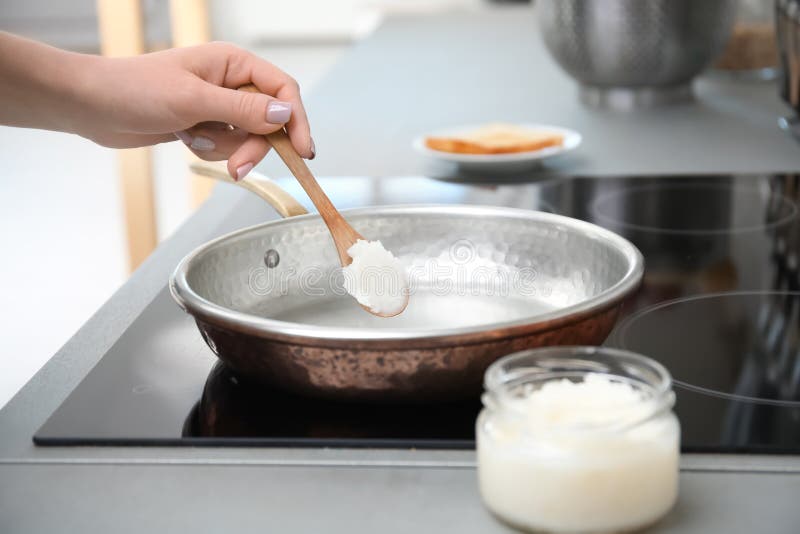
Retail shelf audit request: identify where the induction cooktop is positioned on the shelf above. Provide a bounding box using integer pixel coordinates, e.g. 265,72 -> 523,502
35,173 -> 800,453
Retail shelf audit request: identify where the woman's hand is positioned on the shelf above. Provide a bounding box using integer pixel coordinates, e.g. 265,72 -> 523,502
0,33 -> 313,180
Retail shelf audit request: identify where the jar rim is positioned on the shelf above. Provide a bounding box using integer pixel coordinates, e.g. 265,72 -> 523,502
483,346 -> 674,431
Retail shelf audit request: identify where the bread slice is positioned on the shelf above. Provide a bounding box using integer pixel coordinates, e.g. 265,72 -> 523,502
425,123 -> 564,155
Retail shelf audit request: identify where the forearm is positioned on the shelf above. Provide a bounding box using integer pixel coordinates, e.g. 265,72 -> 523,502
0,34 -> 313,168
0,32 -> 100,134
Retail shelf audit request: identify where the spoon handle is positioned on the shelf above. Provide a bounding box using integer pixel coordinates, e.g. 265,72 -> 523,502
238,84 -> 362,264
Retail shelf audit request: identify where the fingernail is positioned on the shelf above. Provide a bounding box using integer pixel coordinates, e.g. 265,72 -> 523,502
174,130 -> 193,145
190,136 -> 215,151
266,101 -> 292,124
235,162 -> 254,181
309,137 -> 316,160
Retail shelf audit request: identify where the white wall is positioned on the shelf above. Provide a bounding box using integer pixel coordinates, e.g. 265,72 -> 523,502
0,0 -> 483,50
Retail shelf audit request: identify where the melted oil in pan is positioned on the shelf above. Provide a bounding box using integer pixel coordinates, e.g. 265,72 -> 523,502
249,291 -> 559,330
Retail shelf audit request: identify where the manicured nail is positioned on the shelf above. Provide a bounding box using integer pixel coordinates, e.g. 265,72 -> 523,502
309,137 -> 316,160
190,136 -> 215,151
174,130 -> 193,145
235,162 -> 254,181
266,101 -> 292,124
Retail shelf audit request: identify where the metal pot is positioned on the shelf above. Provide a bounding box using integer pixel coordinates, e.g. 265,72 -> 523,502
170,173 -> 643,402
538,0 -> 736,108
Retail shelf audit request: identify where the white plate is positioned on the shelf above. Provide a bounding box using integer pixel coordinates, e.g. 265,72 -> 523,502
413,123 -> 582,172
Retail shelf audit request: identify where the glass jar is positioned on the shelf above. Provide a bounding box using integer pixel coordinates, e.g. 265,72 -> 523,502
476,347 -> 680,534
715,0 -> 778,79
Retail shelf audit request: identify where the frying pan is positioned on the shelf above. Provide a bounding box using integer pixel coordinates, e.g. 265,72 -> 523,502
170,169 -> 643,402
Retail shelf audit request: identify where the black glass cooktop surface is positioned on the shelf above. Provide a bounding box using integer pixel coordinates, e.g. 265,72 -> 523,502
35,174 -> 800,452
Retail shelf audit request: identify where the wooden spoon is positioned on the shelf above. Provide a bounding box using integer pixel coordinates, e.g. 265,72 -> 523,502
234,84 -> 409,318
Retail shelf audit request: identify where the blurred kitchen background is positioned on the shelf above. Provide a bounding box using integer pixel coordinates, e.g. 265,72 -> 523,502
0,0 -> 488,409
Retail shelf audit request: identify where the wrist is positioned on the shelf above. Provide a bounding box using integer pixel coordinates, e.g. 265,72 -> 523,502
51,51 -> 107,136
0,33 -> 106,135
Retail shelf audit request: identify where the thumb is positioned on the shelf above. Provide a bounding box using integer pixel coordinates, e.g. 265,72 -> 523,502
197,84 -> 292,134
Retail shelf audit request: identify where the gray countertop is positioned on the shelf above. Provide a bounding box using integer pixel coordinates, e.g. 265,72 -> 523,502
261,6 -> 800,179
2,7 -> 800,533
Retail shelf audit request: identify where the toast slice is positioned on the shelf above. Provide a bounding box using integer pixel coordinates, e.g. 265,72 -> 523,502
425,123 -> 564,155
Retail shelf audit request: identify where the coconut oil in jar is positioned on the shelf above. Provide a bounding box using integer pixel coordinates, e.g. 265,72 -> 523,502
476,347 -> 680,534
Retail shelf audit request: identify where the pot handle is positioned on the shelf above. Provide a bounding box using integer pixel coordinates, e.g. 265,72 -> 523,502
190,161 -> 308,218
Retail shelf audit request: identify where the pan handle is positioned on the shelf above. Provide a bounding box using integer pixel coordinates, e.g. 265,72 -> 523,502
190,161 -> 308,218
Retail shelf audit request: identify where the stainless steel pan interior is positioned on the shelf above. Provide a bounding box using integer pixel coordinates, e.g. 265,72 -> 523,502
171,186 -> 643,401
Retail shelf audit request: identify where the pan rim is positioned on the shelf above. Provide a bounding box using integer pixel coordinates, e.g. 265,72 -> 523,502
169,204 -> 644,344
